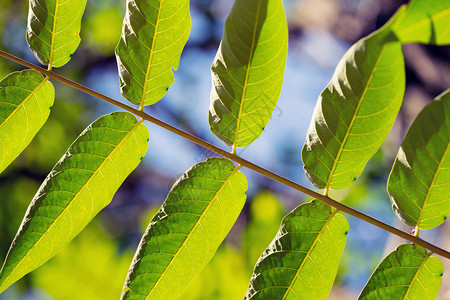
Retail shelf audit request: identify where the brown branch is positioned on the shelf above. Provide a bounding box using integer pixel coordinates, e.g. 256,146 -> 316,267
1,49 -> 449,259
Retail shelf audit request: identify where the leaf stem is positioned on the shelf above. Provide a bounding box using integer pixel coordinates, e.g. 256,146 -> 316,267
0,49 -> 449,259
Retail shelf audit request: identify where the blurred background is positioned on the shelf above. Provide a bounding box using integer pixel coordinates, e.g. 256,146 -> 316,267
0,0 -> 449,299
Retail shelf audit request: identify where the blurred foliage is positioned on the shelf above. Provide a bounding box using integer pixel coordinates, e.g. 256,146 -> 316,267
33,220 -> 133,300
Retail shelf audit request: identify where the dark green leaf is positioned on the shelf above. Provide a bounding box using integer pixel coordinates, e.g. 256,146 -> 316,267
245,200 -> 348,300
359,244 -> 443,299
115,0 -> 190,106
209,0 -> 288,149
0,69 -> 54,174
26,0 -> 87,68
122,157 -> 247,299
302,29 -> 405,190
393,0 -> 450,45
388,90 -> 450,229
0,112 -> 149,293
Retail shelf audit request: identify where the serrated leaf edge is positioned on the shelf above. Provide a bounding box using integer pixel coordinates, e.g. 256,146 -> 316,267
0,118 -> 144,290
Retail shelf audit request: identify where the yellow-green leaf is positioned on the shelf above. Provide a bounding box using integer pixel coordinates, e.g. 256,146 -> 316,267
209,0 -> 288,149
302,28 -> 405,190
115,0 -> 191,106
122,157 -> 247,299
393,0 -> 450,45
0,69 -> 54,174
0,112 -> 149,293
26,0 -> 87,68
388,90 -> 450,229
245,200 -> 348,300
359,244 -> 443,299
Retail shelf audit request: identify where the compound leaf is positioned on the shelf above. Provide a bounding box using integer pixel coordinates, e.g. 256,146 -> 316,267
122,157 -> 247,299
388,90 -> 450,230
0,112 -> 149,293
115,0 -> 190,106
0,69 -> 54,174
302,28 -> 405,190
393,0 -> 450,45
26,0 -> 87,68
245,200 -> 348,300
209,0 -> 288,149
359,244 -> 443,299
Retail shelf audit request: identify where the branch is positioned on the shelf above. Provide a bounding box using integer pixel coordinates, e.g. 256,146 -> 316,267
1,49 -> 449,259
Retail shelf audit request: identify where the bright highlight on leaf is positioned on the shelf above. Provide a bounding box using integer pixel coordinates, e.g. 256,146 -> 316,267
26,0 -> 87,68
388,90 -> 450,230
0,112 -> 149,293
0,69 -> 54,174
209,0 -> 288,149
359,244 -> 443,299
392,0 -> 450,45
302,28 -> 405,190
115,0 -> 191,107
245,200 -> 348,300
122,157 -> 247,299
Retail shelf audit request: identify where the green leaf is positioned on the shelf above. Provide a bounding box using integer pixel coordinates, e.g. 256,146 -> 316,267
26,0 -> 87,68
115,0 -> 190,106
392,0 -> 450,45
388,90 -> 450,230
245,200 -> 349,300
209,0 -> 288,149
0,69 -> 54,174
302,29 -> 405,190
122,157 -> 247,299
0,112 -> 149,293
359,244 -> 443,299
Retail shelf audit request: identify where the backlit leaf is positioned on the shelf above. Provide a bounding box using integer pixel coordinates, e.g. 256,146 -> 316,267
0,69 -> 54,174
359,244 -> 443,299
0,112 -> 149,293
388,90 -> 450,229
245,200 -> 348,300
209,0 -> 288,149
115,0 -> 190,106
302,28 -> 405,190
393,0 -> 450,45
122,157 -> 247,299
26,0 -> 87,68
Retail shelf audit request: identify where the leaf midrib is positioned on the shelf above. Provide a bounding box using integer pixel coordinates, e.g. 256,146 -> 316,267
143,164 -> 241,300
281,209 -> 338,300
0,118 -> 143,290
231,1 -> 263,151
416,143 -> 449,229
0,76 -> 49,130
48,0 -> 59,70
403,250 -> 432,299
325,43 -> 388,190
140,0 -> 163,109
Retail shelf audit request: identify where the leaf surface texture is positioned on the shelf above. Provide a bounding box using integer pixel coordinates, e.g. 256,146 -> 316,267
245,200 -> 348,300
26,0 -> 87,68
388,90 -> 450,229
302,29 -> 405,190
122,157 -> 247,299
209,0 -> 288,148
0,112 -> 149,292
359,244 -> 443,299
0,70 -> 54,174
115,0 -> 190,106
